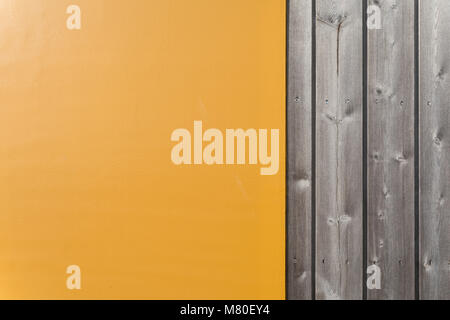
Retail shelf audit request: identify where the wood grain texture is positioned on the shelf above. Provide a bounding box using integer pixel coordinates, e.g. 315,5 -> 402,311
315,0 -> 363,300
419,0 -> 450,300
287,0 -> 313,300
367,0 -> 415,300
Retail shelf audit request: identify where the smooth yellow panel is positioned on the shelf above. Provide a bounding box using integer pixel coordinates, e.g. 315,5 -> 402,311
0,0 -> 285,299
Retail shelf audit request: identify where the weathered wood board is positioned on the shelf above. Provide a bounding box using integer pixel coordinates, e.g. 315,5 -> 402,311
419,0 -> 450,300
367,0 -> 415,300
315,0 -> 363,300
287,0 -> 313,300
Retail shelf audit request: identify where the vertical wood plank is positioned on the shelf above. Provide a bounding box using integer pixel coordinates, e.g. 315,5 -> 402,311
367,0 -> 415,300
315,0 -> 363,300
287,0 -> 313,300
419,0 -> 450,300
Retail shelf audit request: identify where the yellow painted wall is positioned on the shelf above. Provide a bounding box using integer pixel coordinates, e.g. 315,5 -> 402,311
0,0 -> 285,299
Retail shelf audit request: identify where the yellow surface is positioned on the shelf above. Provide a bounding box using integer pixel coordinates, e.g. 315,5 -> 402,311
0,0 -> 285,299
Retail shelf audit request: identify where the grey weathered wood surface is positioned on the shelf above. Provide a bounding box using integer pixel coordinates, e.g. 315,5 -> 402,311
287,0 -> 313,300
367,0 -> 415,299
315,0 -> 363,300
287,0 -> 450,300
419,0 -> 450,300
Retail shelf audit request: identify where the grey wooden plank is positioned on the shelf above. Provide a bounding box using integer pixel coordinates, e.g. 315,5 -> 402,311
315,0 -> 363,300
367,0 -> 415,300
419,0 -> 450,300
287,0 -> 313,300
